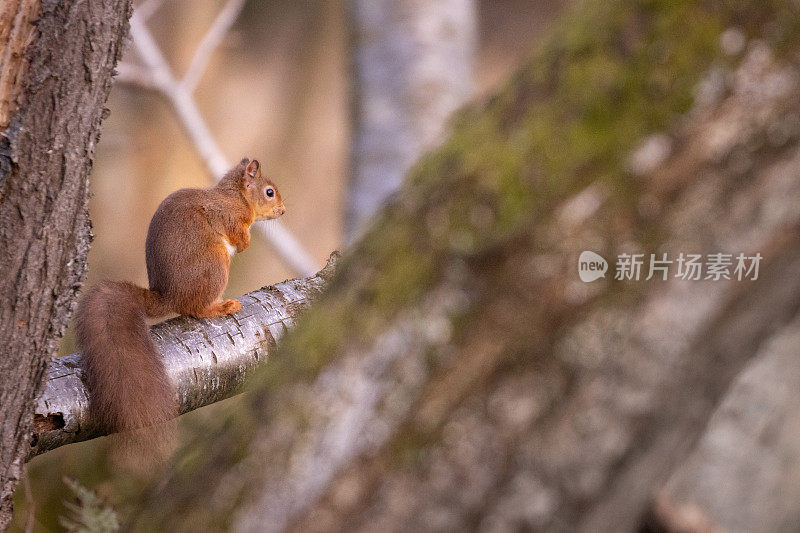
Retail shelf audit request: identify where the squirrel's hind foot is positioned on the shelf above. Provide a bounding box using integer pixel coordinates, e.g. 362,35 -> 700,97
192,299 -> 241,318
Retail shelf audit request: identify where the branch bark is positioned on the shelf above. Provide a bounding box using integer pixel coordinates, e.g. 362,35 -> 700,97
0,0 -> 132,528
28,253 -> 337,459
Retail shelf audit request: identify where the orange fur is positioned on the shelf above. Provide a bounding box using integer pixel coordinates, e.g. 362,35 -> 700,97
76,158 -> 284,451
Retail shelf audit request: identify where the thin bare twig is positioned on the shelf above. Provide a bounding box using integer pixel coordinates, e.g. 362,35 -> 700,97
118,8 -> 318,276
181,0 -> 246,93
129,14 -> 225,173
135,0 -> 166,21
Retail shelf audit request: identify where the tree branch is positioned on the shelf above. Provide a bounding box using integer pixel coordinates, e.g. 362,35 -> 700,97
27,253 -> 338,460
115,61 -> 158,89
134,0 -> 165,21
181,0 -> 245,93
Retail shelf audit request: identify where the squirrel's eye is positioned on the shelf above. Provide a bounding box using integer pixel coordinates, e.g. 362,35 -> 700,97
265,188 -> 274,198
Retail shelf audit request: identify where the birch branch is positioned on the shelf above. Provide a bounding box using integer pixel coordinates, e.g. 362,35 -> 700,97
27,253 -> 338,460
181,0 -> 246,93
117,6 -> 318,276
135,0 -> 165,21
116,61 -> 158,89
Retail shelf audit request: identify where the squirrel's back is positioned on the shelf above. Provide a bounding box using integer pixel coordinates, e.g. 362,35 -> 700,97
145,187 -> 238,315
146,188 -> 211,297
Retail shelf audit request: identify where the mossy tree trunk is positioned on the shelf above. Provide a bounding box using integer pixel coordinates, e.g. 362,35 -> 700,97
131,1 -> 800,531
0,0 -> 131,529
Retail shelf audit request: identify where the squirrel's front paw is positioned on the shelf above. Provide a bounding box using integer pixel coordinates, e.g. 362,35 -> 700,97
219,299 -> 241,315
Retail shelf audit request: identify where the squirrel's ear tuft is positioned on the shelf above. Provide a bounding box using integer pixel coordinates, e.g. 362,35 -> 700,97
240,157 -> 250,166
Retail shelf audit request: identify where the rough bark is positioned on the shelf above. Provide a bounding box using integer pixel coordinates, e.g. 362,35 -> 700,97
0,0 -> 132,529
345,0 -> 475,240
28,255 -> 335,459
117,1 -> 800,531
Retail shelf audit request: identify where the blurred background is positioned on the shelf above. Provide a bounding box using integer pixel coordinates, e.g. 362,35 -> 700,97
74,0 -> 563,337
15,0 -> 566,530
19,0 -> 800,530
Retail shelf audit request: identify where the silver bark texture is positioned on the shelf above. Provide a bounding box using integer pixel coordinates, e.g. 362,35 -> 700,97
346,0 -> 476,240
27,254 -> 336,459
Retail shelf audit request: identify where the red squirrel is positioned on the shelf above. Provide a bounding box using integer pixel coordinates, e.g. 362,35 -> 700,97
76,157 -> 285,439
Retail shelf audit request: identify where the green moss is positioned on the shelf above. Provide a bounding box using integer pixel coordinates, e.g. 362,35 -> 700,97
388,0 -> 743,261
371,244 -> 435,309
515,0 -> 719,193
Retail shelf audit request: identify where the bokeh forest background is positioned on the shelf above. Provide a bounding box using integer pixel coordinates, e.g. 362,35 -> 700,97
9,0 -> 800,530
74,0 -> 557,309
12,0 -> 562,530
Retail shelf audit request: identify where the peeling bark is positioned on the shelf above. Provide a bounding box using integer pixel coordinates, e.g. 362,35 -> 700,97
0,0 -> 132,528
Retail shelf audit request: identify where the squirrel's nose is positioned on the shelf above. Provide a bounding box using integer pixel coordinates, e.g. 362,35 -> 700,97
274,205 -> 285,216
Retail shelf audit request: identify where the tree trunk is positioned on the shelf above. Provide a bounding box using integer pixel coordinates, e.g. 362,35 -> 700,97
345,0 -> 475,240
0,0 -> 132,528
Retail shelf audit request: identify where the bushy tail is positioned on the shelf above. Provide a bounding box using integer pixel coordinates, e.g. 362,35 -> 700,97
75,281 -> 176,439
